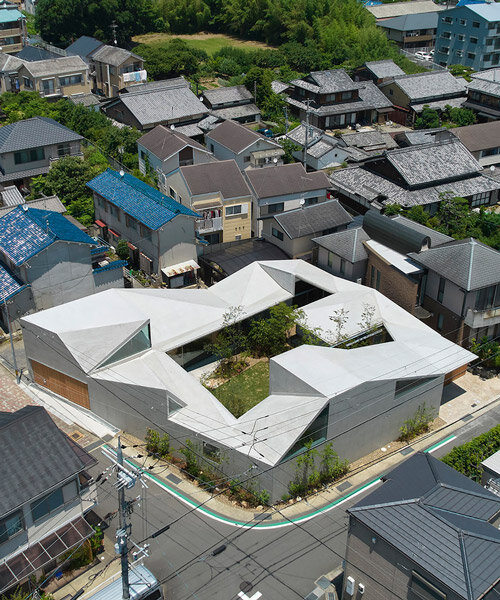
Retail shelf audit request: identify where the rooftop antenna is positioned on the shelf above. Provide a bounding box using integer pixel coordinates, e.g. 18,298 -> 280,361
119,169 -> 125,177
110,21 -> 118,46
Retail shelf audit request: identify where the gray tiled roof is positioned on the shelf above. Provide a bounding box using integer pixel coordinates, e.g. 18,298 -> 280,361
411,96 -> 466,113
349,452 -> 500,600
90,44 -> 142,67
0,406 -> 92,517
271,80 -> 289,94
307,138 -> 339,159
385,139 -> 481,187
21,55 -> 87,78
471,67 -> 500,83
66,35 -> 103,60
397,127 -> 448,146
210,103 -> 261,121
341,130 -> 398,151
0,51 -> 25,72
203,85 -> 253,106
206,119 -> 280,154
273,200 -> 352,239
123,77 -> 188,93
69,92 -> 100,107
386,71 -> 466,102
290,69 -> 358,94
313,226 -> 369,262
364,60 -> 405,79
391,215 -> 453,247
287,123 -> 325,147
377,11 -> 439,32
16,45 -> 61,62
287,124 -> 343,159
115,86 -> 208,127
245,162 -> 330,200
467,77 -> 500,100
329,165 -> 500,208
180,159 -> 251,199
0,116 -> 82,153
138,125 -> 208,161
409,238 -> 500,291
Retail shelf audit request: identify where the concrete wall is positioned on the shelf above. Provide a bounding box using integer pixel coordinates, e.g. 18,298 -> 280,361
93,264 -> 125,291
380,82 -> 410,110
0,286 -> 35,332
25,242 -> 96,310
17,65 -> 91,96
158,215 -> 198,269
317,247 -> 366,283
343,515 -> 460,600
261,219 -> 317,260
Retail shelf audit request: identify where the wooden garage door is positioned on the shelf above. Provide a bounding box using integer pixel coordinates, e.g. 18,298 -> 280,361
32,360 -> 90,409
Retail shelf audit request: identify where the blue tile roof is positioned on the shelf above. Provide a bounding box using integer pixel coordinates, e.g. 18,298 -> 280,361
0,262 -> 29,302
86,169 -> 199,230
93,259 -> 127,273
0,206 -> 97,266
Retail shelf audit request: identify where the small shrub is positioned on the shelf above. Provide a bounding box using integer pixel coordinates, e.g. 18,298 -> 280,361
398,404 -> 434,442
145,428 -> 160,454
180,439 -> 201,479
442,424 -> 500,481
256,489 -> 271,505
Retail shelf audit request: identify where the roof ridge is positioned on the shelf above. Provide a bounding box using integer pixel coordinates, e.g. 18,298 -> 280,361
458,530 -> 475,600
436,482 -> 500,503
0,405 -> 43,430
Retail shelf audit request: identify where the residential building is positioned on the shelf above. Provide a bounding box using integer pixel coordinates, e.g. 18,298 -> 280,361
340,130 -> 399,162
395,127 -> 452,147
482,450 -> 500,495
434,2 -> 500,71
353,60 -> 405,85
261,199 -> 352,261
245,162 -> 330,236
329,137 -> 500,213
15,45 -> 62,62
0,51 -> 24,92
313,226 -> 370,283
137,125 -> 214,191
17,56 -> 91,98
464,68 -> 500,121
378,71 -> 466,125
285,69 -> 393,130
103,79 -> 209,132
164,160 -> 253,244
0,3 -> 25,54
286,123 -> 349,170
68,92 -> 101,111
87,169 -> 199,282
453,120 -> 500,167
409,237 -> 500,344
65,35 -> 103,64
20,260 -> 473,502
377,12 -> 439,50
205,119 -> 284,170
0,190 -> 65,217
0,117 -> 83,191
202,85 -> 260,123
366,0 -> 445,22
0,406 -> 97,595
343,451 -> 500,600
90,44 -> 145,97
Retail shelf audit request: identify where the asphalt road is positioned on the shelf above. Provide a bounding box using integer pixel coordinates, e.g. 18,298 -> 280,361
84,401 -> 499,600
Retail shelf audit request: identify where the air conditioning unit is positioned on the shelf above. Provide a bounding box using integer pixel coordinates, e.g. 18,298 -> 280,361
358,583 -> 365,595
345,576 -> 355,596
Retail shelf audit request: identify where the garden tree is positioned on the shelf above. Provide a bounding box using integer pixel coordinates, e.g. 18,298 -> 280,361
243,66 -> 274,106
406,205 -> 430,225
35,0 -> 159,47
414,106 -> 440,130
442,105 -> 476,127
248,302 -> 303,357
329,307 -> 350,344
205,306 -> 248,376
279,138 -> 299,164
437,193 -> 471,237
134,39 -> 207,80
447,64 -> 475,82
357,303 -> 376,332
442,424 -> 500,481
116,240 -> 130,261
383,203 -> 402,216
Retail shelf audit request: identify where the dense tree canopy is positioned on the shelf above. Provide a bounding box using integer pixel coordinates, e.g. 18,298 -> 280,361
35,0 -> 160,47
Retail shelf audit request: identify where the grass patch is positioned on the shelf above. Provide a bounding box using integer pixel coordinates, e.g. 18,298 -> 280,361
211,361 -> 270,418
132,32 -> 274,55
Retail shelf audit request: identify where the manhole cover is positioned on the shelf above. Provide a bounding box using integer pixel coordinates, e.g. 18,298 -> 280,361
240,582 -> 253,594
70,430 -> 84,441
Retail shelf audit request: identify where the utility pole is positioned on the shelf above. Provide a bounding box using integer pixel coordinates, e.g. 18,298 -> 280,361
283,106 -> 289,134
254,80 -> 257,104
3,299 -> 19,383
110,21 -> 118,46
303,98 -> 310,167
102,439 -> 149,600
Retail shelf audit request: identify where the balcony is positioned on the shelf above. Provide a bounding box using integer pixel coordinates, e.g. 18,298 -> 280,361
49,151 -> 83,163
38,85 -> 62,98
196,216 -> 223,234
464,306 -> 500,329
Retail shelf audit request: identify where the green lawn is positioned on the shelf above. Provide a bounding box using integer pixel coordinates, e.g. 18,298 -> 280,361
211,361 -> 270,418
132,32 -> 273,56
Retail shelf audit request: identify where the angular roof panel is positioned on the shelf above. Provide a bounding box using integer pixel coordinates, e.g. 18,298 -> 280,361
0,116 -> 82,153
274,200 -> 352,239
180,160 -> 252,199
245,162 -> 329,199
313,226 -> 370,263
206,119 -> 279,154
137,124 -> 208,161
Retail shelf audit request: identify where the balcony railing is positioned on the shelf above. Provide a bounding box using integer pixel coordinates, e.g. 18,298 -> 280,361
464,306 -> 500,328
49,152 -> 83,163
196,216 -> 223,234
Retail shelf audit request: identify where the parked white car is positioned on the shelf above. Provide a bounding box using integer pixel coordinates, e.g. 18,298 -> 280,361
415,51 -> 433,61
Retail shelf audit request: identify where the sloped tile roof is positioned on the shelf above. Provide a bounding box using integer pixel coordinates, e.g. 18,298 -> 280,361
273,200 -> 352,239
349,452 -> 500,600
341,130 -> 398,151
0,116 -> 82,153
87,169 -> 198,229
90,44 -> 142,67
0,206 -> 96,265
138,124 -> 208,161
313,226 -> 369,262
0,261 -> 27,301
387,71 -> 466,102
206,119 -> 279,154
453,120 -> 500,153
409,238 -> 500,291
364,60 -> 405,79
291,69 -> 357,94
203,85 -> 253,105
16,45 -> 61,62
467,77 -> 500,99
0,406 -> 92,517
210,103 -> 261,121
65,35 -> 103,60
180,160 -> 251,199
21,55 -> 87,78
245,162 -> 329,200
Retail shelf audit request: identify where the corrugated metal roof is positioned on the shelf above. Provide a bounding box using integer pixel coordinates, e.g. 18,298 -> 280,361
0,8 -> 23,23
87,169 -> 199,230
0,205 -> 96,265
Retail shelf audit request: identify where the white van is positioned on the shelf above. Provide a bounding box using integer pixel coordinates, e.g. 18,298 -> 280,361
80,564 -> 163,600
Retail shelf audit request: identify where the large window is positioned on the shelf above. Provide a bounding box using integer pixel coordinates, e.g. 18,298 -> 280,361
470,191 -> 491,207
57,143 -> 71,157
268,202 -> 284,214
437,277 -> 446,303
304,197 -> 318,207
282,406 -> 329,461
272,227 -> 284,241
59,74 -> 82,86
141,224 -> 152,241
395,378 -> 433,398
23,76 -> 33,89
0,510 -> 24,544
14,147 -> 44,164
32,488 -> 64,521
475,285 -> 500,310
99,324 -> 151,368
226,205 -> 242,216
126,214 -> 137,230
